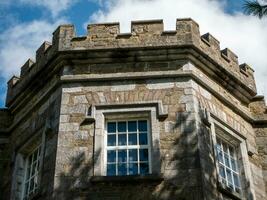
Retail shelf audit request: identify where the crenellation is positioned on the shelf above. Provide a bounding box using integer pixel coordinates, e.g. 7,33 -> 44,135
131,19 -> 163,35
7,76 -> 20,88
87,22 -> 120,39
221,48 -> 238,65
20,59 -> 34,78
36,41 -> 52,61
6,19 -> 258,107
201,33 -> 220,51
52,24 -> 75,51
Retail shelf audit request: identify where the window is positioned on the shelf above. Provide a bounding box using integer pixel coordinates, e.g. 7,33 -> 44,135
215,137 -> 241,194
22,144 -> 42,200
105,119 -> 151,176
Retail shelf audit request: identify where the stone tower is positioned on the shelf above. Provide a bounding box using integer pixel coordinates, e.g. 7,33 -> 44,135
0,19 -> 266,200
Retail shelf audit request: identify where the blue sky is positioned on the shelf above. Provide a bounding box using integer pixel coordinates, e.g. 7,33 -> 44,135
0,0 -> 266,107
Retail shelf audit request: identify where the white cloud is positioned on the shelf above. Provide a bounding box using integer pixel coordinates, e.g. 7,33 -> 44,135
89,0 -> 267,98
0,19 -> 66,80
19,0 -> 77,17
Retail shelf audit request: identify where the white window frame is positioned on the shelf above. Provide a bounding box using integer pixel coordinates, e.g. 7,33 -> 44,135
209,114 -> 255,199
91,101 -> 165,177
21,144 -> 42,200
104,118 -> 152,176
215,136 -> 241,193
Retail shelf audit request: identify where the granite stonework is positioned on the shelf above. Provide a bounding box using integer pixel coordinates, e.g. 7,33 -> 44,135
0,19 -> 266,200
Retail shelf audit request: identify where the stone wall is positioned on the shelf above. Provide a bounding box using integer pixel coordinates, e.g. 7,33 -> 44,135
1,83 -> 61,200
54,76 -> 204,199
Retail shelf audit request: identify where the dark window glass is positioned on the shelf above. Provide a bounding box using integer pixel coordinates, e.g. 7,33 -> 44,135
128,121 -> 137,132
107,135 -> 116,146
129,149 -> 137,161
118,150 -> 127,163
118,122 -> 126,132
107,164 -> 116,176
139,133 -> 148,145
107,122 -> 116,133
107,150 -> 116,163
140,163 -> 149,175
138,120 -> 147,131
129,163 -> 138,175
118,134 -> 126,145
139,149 -> 148,161
128,133 -> 137,145
118,163 -> 127,175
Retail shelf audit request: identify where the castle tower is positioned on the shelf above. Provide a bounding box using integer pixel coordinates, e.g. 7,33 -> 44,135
0,19 -> 266,200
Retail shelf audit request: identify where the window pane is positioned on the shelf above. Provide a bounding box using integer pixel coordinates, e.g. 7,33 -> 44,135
128,121 -> 137,132
231,158 -> 237,172
107,150 -> 116,163
218,150 -> 223,163
139,149 -> 148,161
118,134 -> 127,146
229,146 -> 235,157
107,122 -> 116,133
139,133 -> 148,145
118,163 -> 127,175
129,149 -> 137,161
128,133 -> 137,145
224,154 -> 230,168
140,163 -> 149,175
118,122 -> 126,132
129,163 -> 138,175
138,120 -> 147,131
118,150 -> 127,163
107,164 -> 116,176
233,173 -> 240,188
226,169 -> 232,184
107,135 -> 116,146
219,164 -> 225,179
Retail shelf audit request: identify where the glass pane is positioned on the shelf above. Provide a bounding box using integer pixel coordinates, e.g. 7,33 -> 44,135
140,163 -> 149,175
118,122 -> 126,132
224,154 -> 230,168
138,120 -> 147,131
218,150 -> 223,163
139,133 -> 148,145
233,173 -> 240,188
107,122 -> 116,133
128,121 -> 137,132
219,164 -> 226,178
118,150 -> 127,163
118,163 -> 127,175
229,146 -> 235,157
107,164 -> 116,176
107,135 -> 116,146
129,149 -> 137,161
128,134 -> 137,145
222,142 -> 228,153
129,163 -> 138,175
118,134 -> 127,145
139,149 -> 148,161
226,169 -> 232,184
107,150 -> 116,163
231,158 -> 237,172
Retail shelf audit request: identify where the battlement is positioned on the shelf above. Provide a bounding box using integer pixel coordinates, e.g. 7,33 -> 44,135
6,18 -> 257,106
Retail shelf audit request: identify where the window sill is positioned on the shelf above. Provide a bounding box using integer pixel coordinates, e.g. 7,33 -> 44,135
217,182 -> 242,200
90,174 -> 163,184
